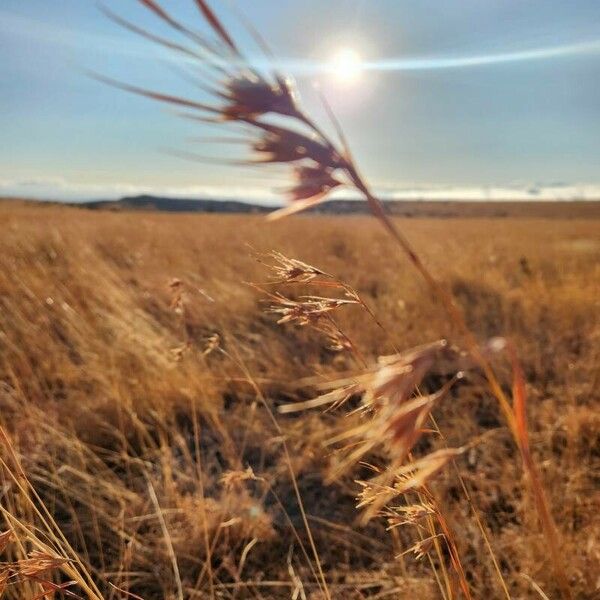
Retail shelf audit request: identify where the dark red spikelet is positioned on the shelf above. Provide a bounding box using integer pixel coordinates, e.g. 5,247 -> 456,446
90,74 -> 220,114
138,0 -> 179,29
101,6 -> 201,61
193,0 -> 239,54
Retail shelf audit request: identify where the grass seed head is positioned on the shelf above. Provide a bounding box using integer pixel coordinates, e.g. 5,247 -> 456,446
0,570 -> 8,597
405,535 -> 442,561
285,165 -> 343,202
223,73 -> 300,120
0,530 -> 14,554
220,466 -> 261,490
393,447 -> 466,495
250,124 -> 342,168
267,294 -> 358,326
266,251 -> 330,283
17,550 -> 69,577
384,502 -> 436,529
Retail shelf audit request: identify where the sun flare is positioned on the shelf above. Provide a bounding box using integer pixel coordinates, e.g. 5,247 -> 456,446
330,48 -> 363,83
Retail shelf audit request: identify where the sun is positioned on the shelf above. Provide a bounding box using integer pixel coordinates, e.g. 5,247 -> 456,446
330,48 -> 363,83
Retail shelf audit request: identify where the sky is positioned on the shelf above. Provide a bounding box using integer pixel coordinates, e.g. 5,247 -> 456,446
1,0 -> 600,202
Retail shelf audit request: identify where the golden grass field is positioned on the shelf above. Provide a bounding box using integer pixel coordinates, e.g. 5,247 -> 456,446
0,201 -> 599,599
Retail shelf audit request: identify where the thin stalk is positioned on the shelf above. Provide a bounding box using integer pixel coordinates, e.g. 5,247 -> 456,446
431,416 -> 512,600
219,344 -> 331,600
190,396 -> 216,600
298,108 -> 564,593
349,173 -> 571,599
145,476 -> 184,600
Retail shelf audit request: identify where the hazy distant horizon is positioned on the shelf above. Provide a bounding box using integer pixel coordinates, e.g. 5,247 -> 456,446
1,179 -> 600,205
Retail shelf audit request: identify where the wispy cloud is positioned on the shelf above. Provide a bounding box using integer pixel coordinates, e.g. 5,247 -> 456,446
366,39 -> 600,73
2,8 -> 599,76
0,176 -> 278,203
0,9 -> 165,62
386,183 -> 600,201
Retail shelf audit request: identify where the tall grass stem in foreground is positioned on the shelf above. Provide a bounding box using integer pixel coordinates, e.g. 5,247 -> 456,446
98,1 -> 572,597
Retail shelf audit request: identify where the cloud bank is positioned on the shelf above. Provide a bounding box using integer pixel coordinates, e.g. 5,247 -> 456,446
1,176 -> 599,204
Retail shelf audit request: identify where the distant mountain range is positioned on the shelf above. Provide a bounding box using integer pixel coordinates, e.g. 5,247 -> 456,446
79,194 -> 600,219
84,195 -> 272,214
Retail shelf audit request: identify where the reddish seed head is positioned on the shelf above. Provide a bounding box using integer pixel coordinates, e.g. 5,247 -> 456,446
286,166 -> 342,202
17,551 -> 69,577
251,126 -> 342,168
222,73 -> 299,120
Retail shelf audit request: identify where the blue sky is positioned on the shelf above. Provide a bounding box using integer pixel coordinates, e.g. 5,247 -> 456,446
1,0 -> 599,201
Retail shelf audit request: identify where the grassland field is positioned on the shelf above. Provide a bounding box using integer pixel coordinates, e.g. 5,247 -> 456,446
0,200 -> 598,599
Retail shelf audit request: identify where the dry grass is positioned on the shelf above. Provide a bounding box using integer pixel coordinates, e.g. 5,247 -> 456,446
3,3 -> 599,599
0,201 -> 599,598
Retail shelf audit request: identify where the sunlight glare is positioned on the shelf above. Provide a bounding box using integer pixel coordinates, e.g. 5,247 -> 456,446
330,48 -> 363,83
